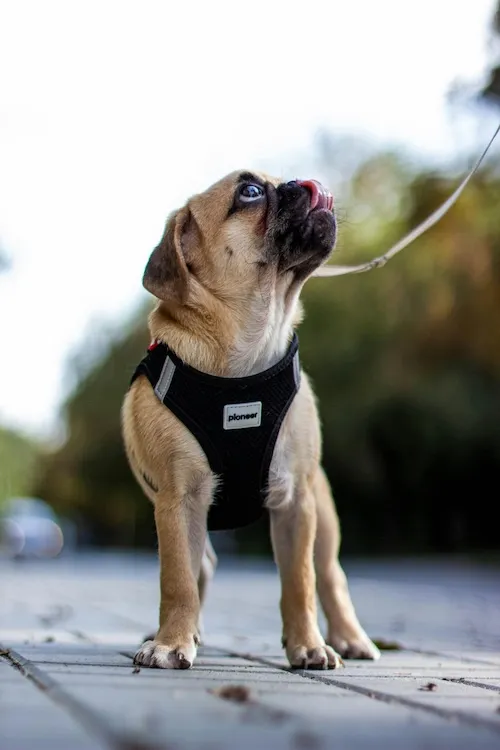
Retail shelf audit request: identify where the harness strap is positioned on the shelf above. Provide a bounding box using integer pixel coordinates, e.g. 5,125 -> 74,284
130,335 -> 300,531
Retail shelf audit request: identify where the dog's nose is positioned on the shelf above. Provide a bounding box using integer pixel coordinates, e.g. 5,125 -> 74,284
295,179 -> 334,211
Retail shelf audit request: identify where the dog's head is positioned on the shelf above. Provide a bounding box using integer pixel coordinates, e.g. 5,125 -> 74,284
143,170 -> 336,308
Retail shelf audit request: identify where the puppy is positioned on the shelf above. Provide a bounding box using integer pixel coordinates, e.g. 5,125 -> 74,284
121,171 -> 380,670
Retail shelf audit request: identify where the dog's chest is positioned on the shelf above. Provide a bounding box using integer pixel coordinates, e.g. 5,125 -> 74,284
266,439 -> 295,511
264,381 -> 317,513
265,407 -> 302,512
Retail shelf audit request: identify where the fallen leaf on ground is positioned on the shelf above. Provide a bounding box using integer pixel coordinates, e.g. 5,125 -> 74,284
371,638 -> 403,651
211,685 -> 252,703
419,682 -> 437,692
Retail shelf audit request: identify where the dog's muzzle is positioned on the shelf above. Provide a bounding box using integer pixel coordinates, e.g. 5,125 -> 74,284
268,178 -> 337,273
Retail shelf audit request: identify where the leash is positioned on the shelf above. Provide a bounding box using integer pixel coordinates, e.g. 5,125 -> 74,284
313,122 -> 500,278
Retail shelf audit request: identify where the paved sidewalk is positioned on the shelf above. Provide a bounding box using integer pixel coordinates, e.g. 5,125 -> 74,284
1,553 -> 500,749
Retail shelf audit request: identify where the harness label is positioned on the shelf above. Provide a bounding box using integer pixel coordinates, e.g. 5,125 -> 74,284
223,401 -> 262,430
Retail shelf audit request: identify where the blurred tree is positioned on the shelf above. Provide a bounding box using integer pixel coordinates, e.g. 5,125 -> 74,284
33,309 -> 157,546
0,426 -> 40,507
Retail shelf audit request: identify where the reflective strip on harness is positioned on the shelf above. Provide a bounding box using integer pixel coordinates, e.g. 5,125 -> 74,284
154,356 -> 175,401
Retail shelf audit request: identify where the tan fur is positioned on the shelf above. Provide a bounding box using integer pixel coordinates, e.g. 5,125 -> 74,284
122,170 -> 379,669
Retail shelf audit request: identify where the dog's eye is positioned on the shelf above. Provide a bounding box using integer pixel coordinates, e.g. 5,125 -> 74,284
239,184 -> 265,202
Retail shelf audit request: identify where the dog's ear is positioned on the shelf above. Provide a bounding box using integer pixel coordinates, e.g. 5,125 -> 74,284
143,206 -> 192,303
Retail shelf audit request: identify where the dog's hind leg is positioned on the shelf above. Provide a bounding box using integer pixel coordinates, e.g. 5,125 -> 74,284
313,466 -> 380,660
197,536 -> 217,638
198,536 -> 217,605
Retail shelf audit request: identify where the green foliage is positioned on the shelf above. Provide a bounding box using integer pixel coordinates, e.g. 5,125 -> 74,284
32,148 -> 500,554
33,310 -> 156,546
0,426 -> 41,506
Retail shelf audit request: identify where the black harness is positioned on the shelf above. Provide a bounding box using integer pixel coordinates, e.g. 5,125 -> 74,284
130,335 -> 300,531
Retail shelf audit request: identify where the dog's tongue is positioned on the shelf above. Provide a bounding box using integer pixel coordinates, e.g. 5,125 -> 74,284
296,179 -> 334,211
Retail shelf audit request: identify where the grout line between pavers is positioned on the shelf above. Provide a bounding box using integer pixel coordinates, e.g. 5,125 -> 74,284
405,646 -> 500,667
443,677 -> 500,693
0,645 -> 170,750
209,645 -> 500,735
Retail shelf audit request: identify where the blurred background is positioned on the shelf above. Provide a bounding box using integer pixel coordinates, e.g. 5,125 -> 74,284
1,0 -> 500,560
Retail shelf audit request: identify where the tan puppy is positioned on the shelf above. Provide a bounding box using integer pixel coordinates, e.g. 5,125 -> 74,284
122,170 -> 379,670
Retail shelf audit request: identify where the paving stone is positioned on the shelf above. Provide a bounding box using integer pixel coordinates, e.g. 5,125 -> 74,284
47,665 -> 339,690
4,644 -> 133,667
2,554 -> 500,749
40,666 -> 500,750
3,657 -> 500,750
313,674 -> 500,721
0,629 -> 83,644
0,660 -> 106,750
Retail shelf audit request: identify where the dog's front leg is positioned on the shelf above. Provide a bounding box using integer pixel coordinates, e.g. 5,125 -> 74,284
270,484 -> 343,670
134,496 -> 206,670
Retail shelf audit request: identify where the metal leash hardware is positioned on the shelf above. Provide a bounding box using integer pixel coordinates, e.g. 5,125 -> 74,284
313,122 -> 500,279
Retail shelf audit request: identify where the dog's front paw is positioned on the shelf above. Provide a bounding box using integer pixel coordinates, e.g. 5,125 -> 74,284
327,630 -> 380,661
134,637 -> 198,670
287,642 -> 343,670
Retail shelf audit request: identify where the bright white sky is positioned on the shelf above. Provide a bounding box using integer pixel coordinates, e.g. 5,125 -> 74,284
0,0 -> 498,440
